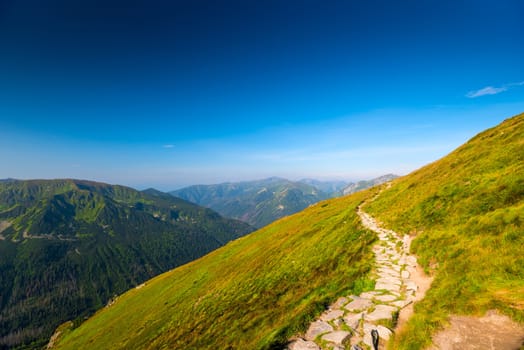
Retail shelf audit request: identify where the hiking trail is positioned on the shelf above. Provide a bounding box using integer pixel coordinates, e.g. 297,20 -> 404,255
287,197 -> 431,350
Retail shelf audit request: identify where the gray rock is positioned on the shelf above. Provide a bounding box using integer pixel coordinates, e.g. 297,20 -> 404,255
390,299 -> 412,308
405,280 -> 418,292
365,305 -> 398,322
305,320 -> 333,340
320,309 -> 344,322
378,267 -> 399,277
333,317 -> 345,327
362,323 -> 376,348
287,338 -> 320,350
359,291 -> 379,299
343,312 -> 363,330
373,294 -> 397,303
321,330 -> 351,344
376,276 -> 402,286
406,256 -> 417,266
345,297 -> 373,312
375,281 -> 401,293
332,296 -> 349,308
376,325 -> 393,340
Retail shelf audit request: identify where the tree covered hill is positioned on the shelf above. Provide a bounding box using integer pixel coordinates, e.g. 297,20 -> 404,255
171,177 -> 330,228
0,179 -> 253,349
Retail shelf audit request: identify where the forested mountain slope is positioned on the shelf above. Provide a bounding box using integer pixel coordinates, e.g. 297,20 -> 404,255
171,177 -> 329,228
0,179 -> 253,349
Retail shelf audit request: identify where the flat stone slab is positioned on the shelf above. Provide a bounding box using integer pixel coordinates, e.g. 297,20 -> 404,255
375,282 -> 401,292
332,297 -> 349,308
362,324 -> 376,348
390,264 -> 401,271
320,309 -> 344,322
321,330 -> 351,344
287,338 -> 320,350
401,270 -> 410,279
405,280 -> 418,292
378,267 -> 399,276
365,305 -> 398,322
390,299 -> 412,309
406,256 -> 417,266
373,294 -> 398,303
305,320 -> 333,340
376,276 -> 402,285
343,312 -> 363,330
359,291 -> 379,299
345,297 -> 373,312
376,325 -> 393,340
362,323 -> 393,345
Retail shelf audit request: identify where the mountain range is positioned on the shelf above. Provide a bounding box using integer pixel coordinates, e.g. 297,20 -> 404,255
49,112 -> 523,349
171,175 -> 397,228
0,180 -> 253,349
342,174 -> 398,195
170,177 -> 329,228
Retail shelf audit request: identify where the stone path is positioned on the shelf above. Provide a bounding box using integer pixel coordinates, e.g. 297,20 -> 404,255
287,205 -> 423,350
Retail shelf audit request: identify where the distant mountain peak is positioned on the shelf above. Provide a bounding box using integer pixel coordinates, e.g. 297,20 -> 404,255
171,178 -> 329,228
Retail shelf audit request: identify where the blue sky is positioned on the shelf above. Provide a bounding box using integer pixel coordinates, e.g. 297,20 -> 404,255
1,0 -> 523,190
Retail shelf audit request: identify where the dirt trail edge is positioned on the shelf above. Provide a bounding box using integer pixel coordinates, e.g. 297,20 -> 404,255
287,199 -> 432,350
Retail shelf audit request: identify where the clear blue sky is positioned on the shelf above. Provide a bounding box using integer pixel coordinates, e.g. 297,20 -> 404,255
1,0 -> 523,190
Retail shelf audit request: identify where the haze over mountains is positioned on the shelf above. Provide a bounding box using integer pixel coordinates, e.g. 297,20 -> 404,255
50,113 -> 524,349
0,179 -> 253,348
171,175 -> 397,228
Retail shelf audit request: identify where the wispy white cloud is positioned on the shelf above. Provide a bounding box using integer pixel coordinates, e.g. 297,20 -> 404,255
466,86 -> 507,98
162,144 -> 174,148
466,80 -> 524,98
508,81 -> 524,87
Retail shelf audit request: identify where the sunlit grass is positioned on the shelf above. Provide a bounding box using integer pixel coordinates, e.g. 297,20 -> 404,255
55,190 -> 377,349
366,113 -> 524,349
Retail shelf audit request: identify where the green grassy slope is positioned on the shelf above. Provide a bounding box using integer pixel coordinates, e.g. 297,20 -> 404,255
0,179 -> 253,349
53,190 -> 376,350
366,113 -> 524,348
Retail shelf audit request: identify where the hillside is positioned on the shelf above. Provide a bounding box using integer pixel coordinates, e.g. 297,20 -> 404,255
171,177 -> 330,228
365,113 -> 524,348
51,112 -> 524,350
51,189 -> 377,350
0,179 -> 253,349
